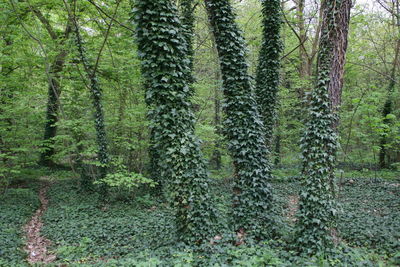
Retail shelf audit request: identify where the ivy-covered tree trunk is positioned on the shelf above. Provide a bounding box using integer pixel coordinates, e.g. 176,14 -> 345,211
205,0 -> 273,238
296,0 -> 351,254
72,18 -> 109,190
179,0 -> 195,81
135,0 -> 216,243
255,0 -> 283,148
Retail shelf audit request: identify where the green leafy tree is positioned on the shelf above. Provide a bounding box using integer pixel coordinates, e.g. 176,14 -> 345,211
31,5 -> 73,167
205,0 -> 273,237
134,0 -> 216,243
379,0 -> 400,168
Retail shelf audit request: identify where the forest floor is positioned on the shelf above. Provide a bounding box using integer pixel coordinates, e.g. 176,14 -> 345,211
23,177 -> 55,264
0,167 -> 399,266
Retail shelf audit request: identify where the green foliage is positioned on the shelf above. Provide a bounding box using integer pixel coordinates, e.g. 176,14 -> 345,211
134,0 -> 216,243
94,157 -> 156,195
205,0 -> 274,238
179,0 -> 195,84
0,185 -> 40,266
255,0 -> 283,147
1,170 -> 396,266
338,178 -> 400,253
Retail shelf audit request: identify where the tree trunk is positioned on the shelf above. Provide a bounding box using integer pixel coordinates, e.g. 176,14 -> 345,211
135,0 -> 216,243
39,50 -> 69,167
205,0 -> 274,238
255,0 -> 282,149
35,6 -> 72,167
296,0 -> 352,254
72,16 -> 110,189
327,0 -> 352,129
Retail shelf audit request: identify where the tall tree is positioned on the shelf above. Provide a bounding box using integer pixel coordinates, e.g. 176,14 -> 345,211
205,0 -> 273,238
255,0 -> 283,149
27,4 -> 73,167
67,1 -> 111,190
134,0 -> 216,243
296,0 -> 351,254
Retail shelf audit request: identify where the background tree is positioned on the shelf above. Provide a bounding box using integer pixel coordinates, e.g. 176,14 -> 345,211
67,0 -> 113,190
378,0 -> 400,168
28,3 -> 73,167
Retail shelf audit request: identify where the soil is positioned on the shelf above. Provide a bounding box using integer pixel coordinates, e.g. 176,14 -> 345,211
24,180 -> 56,264
287,194 -> 299,222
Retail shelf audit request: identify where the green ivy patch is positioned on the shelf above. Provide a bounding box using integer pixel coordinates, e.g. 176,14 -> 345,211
0,185 -> 40,266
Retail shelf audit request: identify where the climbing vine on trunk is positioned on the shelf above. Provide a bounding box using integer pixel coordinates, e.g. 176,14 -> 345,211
255,0 -> 283,149
296,0 -> 351,255
72,16 -> 109,190
205,0 -> 274,238
179,0 -> 195,83
134,0 -> 216,243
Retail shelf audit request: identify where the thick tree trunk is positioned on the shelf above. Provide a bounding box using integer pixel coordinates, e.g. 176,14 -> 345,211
135,0 -> 216,242
296,0 -> 351,254
39,50 -> 69,167
327,0 -> 352,129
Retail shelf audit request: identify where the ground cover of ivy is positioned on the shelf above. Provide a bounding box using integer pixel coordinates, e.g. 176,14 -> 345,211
0,169 -> 42,267
1,169 -> 399,266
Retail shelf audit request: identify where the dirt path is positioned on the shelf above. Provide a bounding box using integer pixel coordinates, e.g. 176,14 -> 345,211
286,195 -> 299,222
24,181 -> 56,264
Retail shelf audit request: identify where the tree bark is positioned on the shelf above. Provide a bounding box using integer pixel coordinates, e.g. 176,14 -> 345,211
296,0 -> 352,254
327,0 -> 352,128
39,50 -> 69,167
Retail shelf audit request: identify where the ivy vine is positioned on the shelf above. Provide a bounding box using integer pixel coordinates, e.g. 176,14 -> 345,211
205,0 -> 274,238
72,15 -> 109,192
179,0 -> 195,84
134,0 -> 216,243
255,0 -> 283,149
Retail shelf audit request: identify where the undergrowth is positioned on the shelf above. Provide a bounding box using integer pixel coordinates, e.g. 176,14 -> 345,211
0,174 -> 41,267
1,169 -> 399,266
